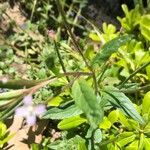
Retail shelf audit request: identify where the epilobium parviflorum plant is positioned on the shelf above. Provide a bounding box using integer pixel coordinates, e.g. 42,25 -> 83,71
0,0 -> 150,149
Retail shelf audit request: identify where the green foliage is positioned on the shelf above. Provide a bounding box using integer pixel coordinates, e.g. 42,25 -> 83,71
43,104 -> 82,120
0,122 -> 14,148
92,35 -> 133,66
0,1 -> 150,149
102,86 -> 145,124
58,115 -> 87,130
140,15 -> 150,41
117,4 -> 141,32
47,135 -> 87,150
72,79 -> 103,130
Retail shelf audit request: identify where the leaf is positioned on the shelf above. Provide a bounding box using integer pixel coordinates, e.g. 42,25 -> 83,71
102,87 -> 145,125
117,5 -> 141,32
94,128 -> 102,143
78,141 -> 87,150
89,33 -> 100,42
142,91 -> 150,115
0,79 -> 42,89
108,110 -> 119,124
0,122 -> 7,137
0,89 -> 26,100
47,135 -> 86,150
99,117 -> 111,129
146,65 -> 150,81
140,15 -> 150,41
92,35 -> 133,65
42,104 -> 82,119
138,133 -> 144,150
125,140 -> 139,150
116,132 -> 136,147
144,138 -> 150,150
72,79 -> 103,130
58,116 -> 87,130
48,96 -> 63,106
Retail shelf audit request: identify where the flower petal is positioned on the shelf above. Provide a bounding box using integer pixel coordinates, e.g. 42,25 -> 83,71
15,106 -> 29,116
23,95 -> 33,105
35,104 -> 46,116
26,115 -> 36,126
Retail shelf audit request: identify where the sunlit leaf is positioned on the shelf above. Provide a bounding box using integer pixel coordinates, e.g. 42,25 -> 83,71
72,79 -> 103,129
140,15 -> 150,41
116,132 -> 136,147
92,35 -> 133,66
58,115 -> 87,130
102,87 -> 145,125
142,91 -> 150,115
94,128 -> 102,143
99,117 -> 111,129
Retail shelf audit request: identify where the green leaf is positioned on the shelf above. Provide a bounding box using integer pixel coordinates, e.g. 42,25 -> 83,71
117,5 -> 141,32
0,89 -> 26,100
99,117 -> 112,129
48,135 -> 86,150
128,119 -> 140,130
92,35 -> 133,65
116,132 -> 136,147
144,138 -> 150,150
78,141 -> 87,150
31,144 -> 40,150
0,133 -> 15,148
140,15 -> 150,41
102,87 -> 145,125
42,104 -> 82,119
142,91 -> 150,115
89,33 -> 100,42
146,65 -> 150,81
108,110 -> 119,124
125,140 -> 139,150
139,133 -> 144,150
58,115 -> 87,130
0,122 -> 7,137
94,128 -> 102,143
72,79 -> 103,129
48,96 -> 63,106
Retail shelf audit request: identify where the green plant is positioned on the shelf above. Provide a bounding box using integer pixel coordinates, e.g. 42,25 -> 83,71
0,1 -> 150,149
0,122 -> 14,148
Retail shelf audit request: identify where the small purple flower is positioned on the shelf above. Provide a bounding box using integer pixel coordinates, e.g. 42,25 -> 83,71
15,95 -> 46,126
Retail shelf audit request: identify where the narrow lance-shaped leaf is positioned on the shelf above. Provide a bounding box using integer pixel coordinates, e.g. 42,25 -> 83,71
102,86 -> 145,125
0,79 -> 43,89
72,79 -> 103,130
0,89 -> 27,100
92,35 -> 134,65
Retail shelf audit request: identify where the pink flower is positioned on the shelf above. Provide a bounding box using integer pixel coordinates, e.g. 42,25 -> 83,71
47,29 -> 56,40
15,95 -> 46,126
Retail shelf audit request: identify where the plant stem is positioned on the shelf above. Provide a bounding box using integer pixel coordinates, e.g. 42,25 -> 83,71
30,0 -> 37,21
98,62 -> 109,84
118,61 -> 150,89
120,84 -> 150,93
55,0 -> 98,94
68,5 -> 82,45
54,40 -> 70,82
0,71 -> 92,89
